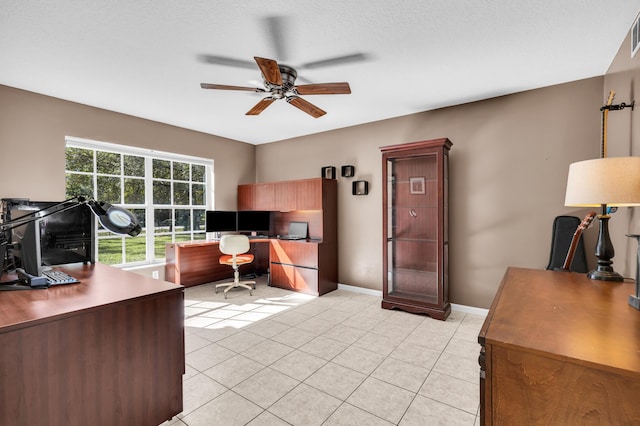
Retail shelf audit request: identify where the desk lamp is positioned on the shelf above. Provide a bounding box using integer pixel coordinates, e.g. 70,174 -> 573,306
1,196 -> 141,237
1,196 -> 141,287
564,157 -> 640,282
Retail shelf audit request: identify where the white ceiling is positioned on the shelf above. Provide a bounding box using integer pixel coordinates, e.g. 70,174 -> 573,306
2,1 -> 639,145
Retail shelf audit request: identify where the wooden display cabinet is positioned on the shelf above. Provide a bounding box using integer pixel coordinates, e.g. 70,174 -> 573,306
380,138 -> 452,320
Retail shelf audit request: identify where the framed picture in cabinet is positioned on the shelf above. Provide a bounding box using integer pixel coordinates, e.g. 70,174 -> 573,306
410,177 -> 425,194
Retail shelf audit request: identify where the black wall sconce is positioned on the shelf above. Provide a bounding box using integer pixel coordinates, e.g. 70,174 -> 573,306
352,180 -> 369,195
341,165 -> 355,178
321,166 -> 336,180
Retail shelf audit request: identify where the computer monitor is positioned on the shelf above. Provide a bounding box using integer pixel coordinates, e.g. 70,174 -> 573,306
36,202 -> 95,267
205,211 -> 237,232
237,211 -> 271,234
9,201 -> 95,276
15,220 -> 43,276
288,221 -> 308,239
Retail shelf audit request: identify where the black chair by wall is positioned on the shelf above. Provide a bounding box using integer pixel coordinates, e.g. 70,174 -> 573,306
546,215 -> 589,273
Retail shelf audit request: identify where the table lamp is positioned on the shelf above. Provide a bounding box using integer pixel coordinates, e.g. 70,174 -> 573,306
564,157 -> 640,282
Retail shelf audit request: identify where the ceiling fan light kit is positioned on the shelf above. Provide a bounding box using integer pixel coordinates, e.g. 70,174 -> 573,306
201,56 -> 351,118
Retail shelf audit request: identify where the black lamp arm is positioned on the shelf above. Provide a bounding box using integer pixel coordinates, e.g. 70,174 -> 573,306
0,196 -> 141,237
0,196 -> 86,233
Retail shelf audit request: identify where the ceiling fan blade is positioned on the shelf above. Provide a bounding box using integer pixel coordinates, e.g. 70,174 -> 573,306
197,54 -> 256,70
287,96 -> 326,118
299,53 -> 369,70
263,16 -> 290,61
254,57 -> 283,86
200,83 -> 265,92
295,82 -> 351,95
246,98 -> 275,115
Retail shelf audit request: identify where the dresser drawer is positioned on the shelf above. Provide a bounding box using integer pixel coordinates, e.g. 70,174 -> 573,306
270,263 -> 319,295
270,240 -> 318,268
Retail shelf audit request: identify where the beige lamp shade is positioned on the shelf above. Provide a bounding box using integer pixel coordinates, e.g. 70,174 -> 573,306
565,157 -> 640,207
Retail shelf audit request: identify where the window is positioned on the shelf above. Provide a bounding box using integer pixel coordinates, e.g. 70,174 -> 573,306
65,137 -> 212,267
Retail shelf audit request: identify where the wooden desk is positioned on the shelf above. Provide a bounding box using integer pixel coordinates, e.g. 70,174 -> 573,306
165,238 -> 337,296
478,267 -> 640,425
165,239 -> 270,287
0,262 -> 185,426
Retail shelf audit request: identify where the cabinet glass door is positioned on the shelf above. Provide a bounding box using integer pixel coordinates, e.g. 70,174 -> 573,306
386,154 -> 439,304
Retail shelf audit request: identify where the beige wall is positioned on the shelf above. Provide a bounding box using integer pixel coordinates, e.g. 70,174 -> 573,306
4,25 -> 640,308
257,77 -> 604,308
0,85 -> 255,209
0,85 -> 255,279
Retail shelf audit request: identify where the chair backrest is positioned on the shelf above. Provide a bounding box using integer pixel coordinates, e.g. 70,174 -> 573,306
219,234 -> 250,256
546,215 -> 588,273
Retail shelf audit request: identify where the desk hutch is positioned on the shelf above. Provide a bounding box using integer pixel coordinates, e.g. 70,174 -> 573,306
165,177 -> 337,296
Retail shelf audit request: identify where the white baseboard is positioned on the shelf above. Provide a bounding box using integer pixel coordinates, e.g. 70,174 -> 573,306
450,303 -> 488,317
337,283 -> 488,317
337,283 -> 383,297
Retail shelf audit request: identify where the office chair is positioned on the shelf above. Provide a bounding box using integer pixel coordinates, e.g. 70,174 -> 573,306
546,215 -> 588,273
215,234 -> 256,298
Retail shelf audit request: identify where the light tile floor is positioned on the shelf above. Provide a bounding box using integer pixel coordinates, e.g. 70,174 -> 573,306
162,278 -> 485,426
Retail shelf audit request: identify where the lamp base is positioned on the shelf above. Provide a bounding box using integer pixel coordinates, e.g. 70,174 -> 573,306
630,295 -> 640,310
587,269 -> 624,282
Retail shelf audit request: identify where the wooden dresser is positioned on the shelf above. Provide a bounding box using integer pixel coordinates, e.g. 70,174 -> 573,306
478,267 -> 640,425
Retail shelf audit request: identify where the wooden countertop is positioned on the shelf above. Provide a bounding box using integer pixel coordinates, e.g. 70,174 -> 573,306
171,238 -> 324,247
480,266 -> 640,377
0,262 -> 183,333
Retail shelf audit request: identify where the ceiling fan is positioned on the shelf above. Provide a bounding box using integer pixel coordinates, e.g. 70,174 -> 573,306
200,56 -> 351,118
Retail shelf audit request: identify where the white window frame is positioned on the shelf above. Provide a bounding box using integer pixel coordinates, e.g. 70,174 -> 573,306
65,136 -> 214,267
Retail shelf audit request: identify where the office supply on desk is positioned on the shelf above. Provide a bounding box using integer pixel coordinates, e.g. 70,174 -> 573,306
15,267 -> 79,287
237,210 -> 271,234
279,221 -> 308,240
16,268 -> 49,287
205,210 -> 237,232
41,268 -> 80,285
1,196 -> 141,289
4,198 -> 95,276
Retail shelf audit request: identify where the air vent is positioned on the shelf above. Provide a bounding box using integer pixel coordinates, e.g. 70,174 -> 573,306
633,14 -> 640,57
